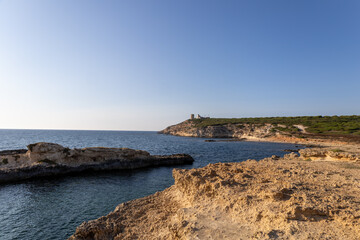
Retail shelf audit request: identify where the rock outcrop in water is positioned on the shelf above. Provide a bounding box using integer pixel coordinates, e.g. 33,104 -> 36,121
69,152 -> 360,240
0,142 -> 194,184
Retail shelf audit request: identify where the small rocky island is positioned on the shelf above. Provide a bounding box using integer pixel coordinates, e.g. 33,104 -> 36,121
0,142 -> 194,184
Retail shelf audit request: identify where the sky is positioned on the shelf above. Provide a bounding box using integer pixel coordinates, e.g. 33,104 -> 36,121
0,0 -> 359,131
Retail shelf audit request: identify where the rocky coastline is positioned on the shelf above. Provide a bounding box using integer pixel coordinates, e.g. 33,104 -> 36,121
0,142 -> 194,184
159,120 -> 275,139
159,120 -> 360,150
69,149 -> 360,239
66,121 -> 360,239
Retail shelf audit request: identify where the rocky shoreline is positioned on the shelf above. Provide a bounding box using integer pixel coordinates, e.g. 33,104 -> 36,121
65,121 -> 360,239
0,142 -> 194,184
159,119 -> 360,151
159,120 -> 275,139
69,150 -> 360,239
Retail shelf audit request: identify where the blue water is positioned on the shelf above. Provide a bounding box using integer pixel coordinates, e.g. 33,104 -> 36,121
0,130 -> 302,240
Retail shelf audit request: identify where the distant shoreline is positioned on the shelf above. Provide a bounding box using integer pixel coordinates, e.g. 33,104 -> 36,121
159,116 -> 360,149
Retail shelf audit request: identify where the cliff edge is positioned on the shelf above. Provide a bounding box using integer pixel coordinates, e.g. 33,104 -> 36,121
159,120 -> 275,139
69,152 -> 360,240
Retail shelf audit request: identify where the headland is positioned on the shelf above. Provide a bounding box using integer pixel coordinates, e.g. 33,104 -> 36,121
159,116 -> 360,150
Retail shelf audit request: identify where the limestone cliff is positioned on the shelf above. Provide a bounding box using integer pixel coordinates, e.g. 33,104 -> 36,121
159,120 -> 275,139
69,153 -> 360,240
159,120 -> 360,149
0,142 -> 194,183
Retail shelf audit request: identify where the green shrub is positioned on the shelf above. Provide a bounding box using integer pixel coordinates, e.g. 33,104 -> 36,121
191,115 -> 360,136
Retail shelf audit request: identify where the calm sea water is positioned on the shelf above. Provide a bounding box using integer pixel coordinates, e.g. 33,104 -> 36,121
0,130 -> 301,240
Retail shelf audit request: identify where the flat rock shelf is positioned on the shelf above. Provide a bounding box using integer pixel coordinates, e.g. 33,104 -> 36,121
0,142 -> 194,184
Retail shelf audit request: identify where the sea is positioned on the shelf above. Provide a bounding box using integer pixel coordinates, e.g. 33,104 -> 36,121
0,129 -> 302,240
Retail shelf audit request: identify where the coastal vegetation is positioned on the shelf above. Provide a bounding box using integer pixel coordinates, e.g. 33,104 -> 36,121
192,115 -> 360,136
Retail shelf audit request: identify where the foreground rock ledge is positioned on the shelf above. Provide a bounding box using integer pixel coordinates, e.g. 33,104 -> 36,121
0,142 -> 194,184
69,156 -> 360,240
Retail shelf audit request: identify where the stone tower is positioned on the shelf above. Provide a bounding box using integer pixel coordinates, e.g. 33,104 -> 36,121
190,114 -> 194,120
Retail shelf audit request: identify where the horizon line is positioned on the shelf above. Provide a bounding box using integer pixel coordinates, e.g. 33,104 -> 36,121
0,128 -> 159,132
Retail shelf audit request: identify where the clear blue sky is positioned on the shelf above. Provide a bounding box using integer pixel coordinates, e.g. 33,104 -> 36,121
0,0 -> 359,130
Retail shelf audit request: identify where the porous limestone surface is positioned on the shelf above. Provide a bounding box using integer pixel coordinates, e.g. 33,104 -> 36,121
160,120 -> 274,139
70,156 -> 360,240
299,148 -> 360,162
0,142 -> 150,169
0,142 -> 194,183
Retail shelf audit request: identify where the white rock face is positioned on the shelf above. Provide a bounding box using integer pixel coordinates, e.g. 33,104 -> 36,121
16,142 -> 150,167
0,142 -> 194,183
26,142 -> 67,165
28,142 -> 65,153
159,120 -> 275,139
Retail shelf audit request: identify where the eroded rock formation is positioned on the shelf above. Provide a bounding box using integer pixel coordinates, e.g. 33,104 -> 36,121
69,155 -> 360,240
299,148 -> 360,162
159,120 -> 275,139
0,142 -> 194,183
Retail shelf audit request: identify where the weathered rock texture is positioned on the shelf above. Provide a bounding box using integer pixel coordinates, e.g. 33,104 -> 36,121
299,148 -> 360,162
69,156 -> 360,240
160,120 -> 275,139
0,142 -> 194,184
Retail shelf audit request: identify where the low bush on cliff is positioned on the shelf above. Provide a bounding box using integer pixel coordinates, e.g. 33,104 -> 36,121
191,115 -> 360,136
273,126 -> 300,134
